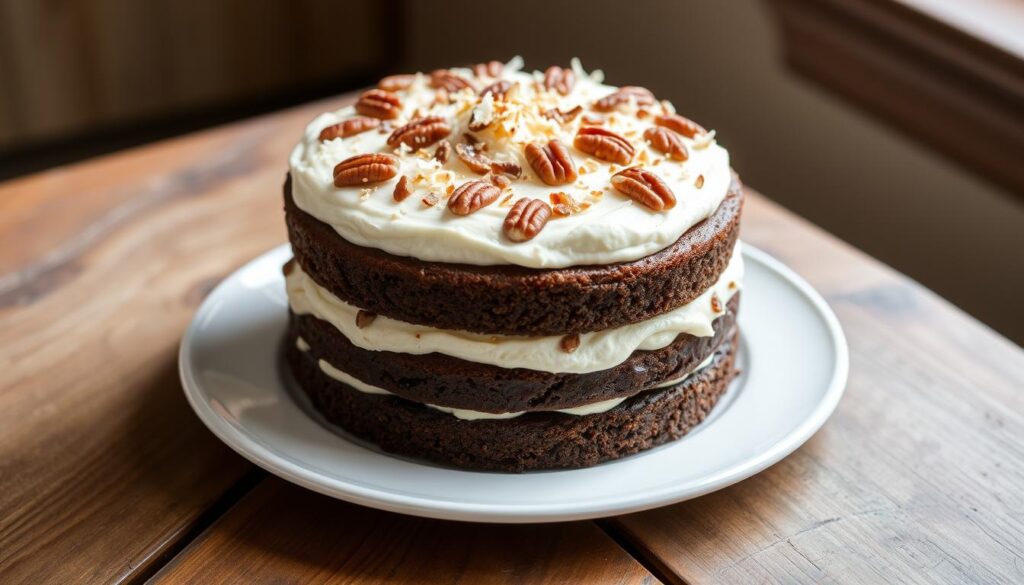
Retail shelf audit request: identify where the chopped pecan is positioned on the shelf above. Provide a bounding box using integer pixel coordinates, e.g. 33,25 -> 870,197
581,113 -> 605,125
549,191 -> 581,217
355,89 -> 402,120
319,117 -> 380,141
455,142 -> 493,174
480,79 -> 512,100
333,153 -> 399,186
525,140 -> 577,185
490,159 -> 522,179
356,310 -> 377,328
542,105 -> 583,124
654,114 -> 706,138
710,293 -> 723,314
490,174 -> 511,189
573,127 -> 635,165
543,66 -> 576,95
695,174 -> 705,189
643,127 -> 689,161
430,69 -> 471,92
434,141 -> 452,164
474,60 -> 503,77
611,166 -> 676,211
560,334 -> 581,353
282,258 -> 296,276
593,86 -> 656,112
378,74 -> 415,92
448,180 -> 501,215
504,198 -> 552,242
387,116 -> 452,148
422,193 -> 440,207
393,175 -> 413,201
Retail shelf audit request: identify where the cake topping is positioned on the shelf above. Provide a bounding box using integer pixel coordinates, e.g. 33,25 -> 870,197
448,181 -> 501,215
354,89 -> 402,120
290,57 -> 731,267
611,167 -> 676,211
333,153 -> 399,186
560,334 -> 581,353
695,174 -> 705,189
503,198 -> 552,242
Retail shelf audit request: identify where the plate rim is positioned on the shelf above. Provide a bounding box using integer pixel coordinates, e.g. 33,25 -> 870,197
179,242 -> 849,523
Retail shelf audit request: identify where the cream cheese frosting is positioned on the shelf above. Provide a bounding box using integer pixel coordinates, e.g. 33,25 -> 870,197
289,57 -> 731,268
316,352 -> 716,421
287,243 -> 742,374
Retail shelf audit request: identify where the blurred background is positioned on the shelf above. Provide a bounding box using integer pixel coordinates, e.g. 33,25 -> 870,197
1,0 -> 1021,342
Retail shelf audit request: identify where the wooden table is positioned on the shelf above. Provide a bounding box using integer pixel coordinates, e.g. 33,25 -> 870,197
2,92 -> 1022,585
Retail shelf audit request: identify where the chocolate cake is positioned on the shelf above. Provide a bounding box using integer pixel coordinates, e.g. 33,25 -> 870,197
283,57 -> 745,471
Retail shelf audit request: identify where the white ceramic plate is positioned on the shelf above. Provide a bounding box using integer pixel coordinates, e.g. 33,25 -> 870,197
180,242 -> 847,523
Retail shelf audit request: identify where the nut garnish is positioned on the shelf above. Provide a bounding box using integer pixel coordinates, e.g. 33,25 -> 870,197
480,79 -> 512,100
695,174 -> 705,188
543,66 -> 576,95
422,193 -> 439,207
710,293 -> 723,314
542,105 -> 583,124
611,167 -> 676,211
333,153 -> 399,187
574,127 -> 635,165
643,127 -> 689,161
654,113 -> 706,138
525,140 -> 577,185
282,258 -> 296,276
581,113 -> 604,125
490,160 -> 522,179
319,117 -> 380,141
393,175 -> 413,201
455,142 -> 493,174
434,141 -> 452,164
354,89 -> 402,120
490,174 -> 511,189
356,310 -> 377,328
474,60 -> 503,77
560,334 -> 581,353
593,86 -> 656,112
429,69 -> 471,92
503,198 -> 552,242
378,74 -> 415,92
448,180 -> 501,215
387,116 -> 452,148
549,192 -> 582,217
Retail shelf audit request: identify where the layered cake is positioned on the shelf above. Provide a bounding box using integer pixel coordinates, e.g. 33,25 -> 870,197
283,58 -> 744,471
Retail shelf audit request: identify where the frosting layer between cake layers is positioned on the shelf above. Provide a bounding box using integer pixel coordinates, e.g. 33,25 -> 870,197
286,243 -> 743,375
289,58 -> 731,268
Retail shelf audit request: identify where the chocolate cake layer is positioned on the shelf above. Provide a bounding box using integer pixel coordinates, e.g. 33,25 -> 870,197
285,174 -> 743,336
288,294 -> 738,413
286,329 -> 738,472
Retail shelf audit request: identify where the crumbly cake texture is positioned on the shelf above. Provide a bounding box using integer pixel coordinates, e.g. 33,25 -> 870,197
287,294 -> 738,414
285,174 -> 742,336
287,328 -> 738,472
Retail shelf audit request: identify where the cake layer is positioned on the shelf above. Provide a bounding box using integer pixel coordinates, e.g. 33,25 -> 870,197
286,329 -> 738,471
285,174 -> 742,336
285,244 -> 742,375
287,294 -> 737,413
289,58 -> 733,269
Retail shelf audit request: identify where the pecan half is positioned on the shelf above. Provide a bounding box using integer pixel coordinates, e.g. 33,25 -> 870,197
542,105 -> 582,124
455,142 -> 493,174
319,117 -> 380,141
504,198 -> 552,242
434,141 -> 452,164
430,69 -> 471,92
643,126 -> 689,161
593,86 -> 656,112
480,79 -> 512,100
333,153 -> 399,186
654,114 -> 706,138
356,310 -> 377,328
393,175 -> 413,201
610,167 -> 676,211
525,140 -> 577,185
573,127 -> 635,165
543,66 -> 576,95
354,89 -> 402,120
448,180 -> 501,215
378,74 -> 415,92
387,116 -> 451,149
474,60 -> 503,77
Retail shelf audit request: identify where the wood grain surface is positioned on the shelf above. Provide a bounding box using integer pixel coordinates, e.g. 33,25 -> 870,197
1,90 -> 1022,584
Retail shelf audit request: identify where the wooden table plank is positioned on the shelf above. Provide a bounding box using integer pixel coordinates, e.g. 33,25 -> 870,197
0,95 -> 359,584
151,478 -> 658,585
607,195 -> 1024,584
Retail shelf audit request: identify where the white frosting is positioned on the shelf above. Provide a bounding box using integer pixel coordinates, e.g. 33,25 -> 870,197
289,58 -> 731,268
317,354 -> 715,421
287,243 -> 742,374
296,337 -> 310,352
